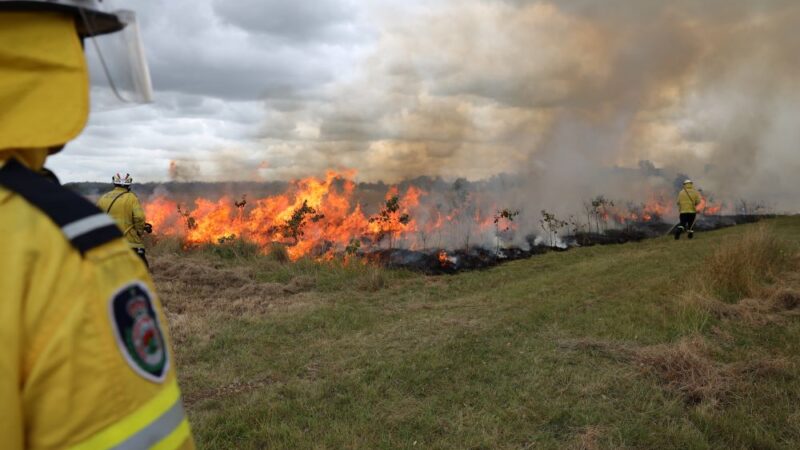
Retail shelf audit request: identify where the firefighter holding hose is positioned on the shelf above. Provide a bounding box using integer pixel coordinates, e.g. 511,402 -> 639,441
675,179 -> 702,240
98,172 -> 153,267
0,1 -> 194,448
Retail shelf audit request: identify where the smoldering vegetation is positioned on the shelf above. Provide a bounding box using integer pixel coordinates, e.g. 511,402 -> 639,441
75,156 -> 777,273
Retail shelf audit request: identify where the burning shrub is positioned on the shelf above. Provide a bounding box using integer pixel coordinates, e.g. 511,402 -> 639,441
369,194 -> 412,249
493,208 -> 520,252
177,204 -> 197,230
584,196 -> 614,233
234,195 -> 247,209
702,225 -> 791,302
282,199 -> 325,244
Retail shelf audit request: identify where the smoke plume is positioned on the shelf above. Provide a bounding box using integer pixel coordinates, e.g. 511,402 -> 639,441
253,0 -> 800,212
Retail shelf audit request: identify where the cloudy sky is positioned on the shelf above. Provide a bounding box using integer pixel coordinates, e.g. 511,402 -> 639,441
50,0 -> 800,208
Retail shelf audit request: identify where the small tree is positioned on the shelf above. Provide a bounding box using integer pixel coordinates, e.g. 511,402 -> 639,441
176,204 -> 197,230
369,195 -> 411,250
493,208 -> 520,253
584,195 -> 614,233
539,210 -> 568,247
282,199 -> 324,244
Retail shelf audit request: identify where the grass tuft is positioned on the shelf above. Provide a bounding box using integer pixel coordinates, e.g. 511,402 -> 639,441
198,237 -> 260,260
355,265 -> 387,292
266,243 -> 290,263
635,335 -> 729,405
702,225 -> 790,302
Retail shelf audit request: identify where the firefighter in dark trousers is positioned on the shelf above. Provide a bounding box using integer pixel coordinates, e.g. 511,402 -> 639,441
0,1 -> 194,448
675,179 -> 701,240
97,173 -> 152,267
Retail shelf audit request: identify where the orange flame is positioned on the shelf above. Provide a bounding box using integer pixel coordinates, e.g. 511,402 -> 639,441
145,175 -> 730,259
145,171 -> 424,260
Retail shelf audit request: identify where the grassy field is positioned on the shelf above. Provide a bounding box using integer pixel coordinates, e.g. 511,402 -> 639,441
152,217 -> 800,449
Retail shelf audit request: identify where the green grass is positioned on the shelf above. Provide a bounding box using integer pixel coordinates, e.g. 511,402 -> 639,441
159,217 -> 800,449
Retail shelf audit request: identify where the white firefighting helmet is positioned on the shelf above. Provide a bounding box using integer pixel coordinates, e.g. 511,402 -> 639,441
0,0 -> 153,104
683,179 -> 692,185
113,172 -> 133,186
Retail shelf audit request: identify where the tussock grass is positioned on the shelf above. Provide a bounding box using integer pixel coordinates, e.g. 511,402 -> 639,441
681,225 -> 799,327
701,225 -> 791,302
562,334 -> 796,408
635,335 -> 729,405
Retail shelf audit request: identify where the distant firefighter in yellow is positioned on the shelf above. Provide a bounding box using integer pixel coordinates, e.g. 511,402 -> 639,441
0,1 -> 194,448
675,179 -> 702,240
98,172 -> 153,267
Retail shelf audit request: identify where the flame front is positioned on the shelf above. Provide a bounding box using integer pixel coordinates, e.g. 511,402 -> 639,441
144,171 -> 728,259
145,171 -> 426,260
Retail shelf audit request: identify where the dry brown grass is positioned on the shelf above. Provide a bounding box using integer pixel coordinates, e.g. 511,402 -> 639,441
183,376 -> 275,408
561,334 -> 795,407
682,287 -> 800,327
568,425 -> 604,450
558,336 -> 728,404
701,225 -> 791,302
151,254 -> 317,345
635,335 -> 729,405
679,225 -> 799,327
355,265 -> 387,291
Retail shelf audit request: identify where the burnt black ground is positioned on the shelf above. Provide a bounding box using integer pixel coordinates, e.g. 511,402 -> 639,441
365,215 -> 770,274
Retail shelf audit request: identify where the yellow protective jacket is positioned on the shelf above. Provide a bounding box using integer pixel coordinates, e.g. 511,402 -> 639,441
98,187 -> 146,249
677,183 -> 701,214
0,156 -> 194,450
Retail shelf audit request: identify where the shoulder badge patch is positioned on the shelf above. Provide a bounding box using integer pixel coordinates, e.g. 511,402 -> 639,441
109,282 -> 169,383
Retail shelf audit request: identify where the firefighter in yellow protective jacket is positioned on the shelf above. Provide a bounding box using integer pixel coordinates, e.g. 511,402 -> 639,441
674,179 -> 702,240
0,2 -> 194,449
98,173 -> 151,267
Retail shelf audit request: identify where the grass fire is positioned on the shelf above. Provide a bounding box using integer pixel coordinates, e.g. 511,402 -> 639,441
13,1 -> 799,449
141,169 -> 737,272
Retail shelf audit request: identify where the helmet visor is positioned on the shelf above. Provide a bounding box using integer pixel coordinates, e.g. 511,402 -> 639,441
82,9 -> 153,104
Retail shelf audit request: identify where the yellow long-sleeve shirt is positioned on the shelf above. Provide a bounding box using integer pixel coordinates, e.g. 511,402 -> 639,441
677,183 -> 702,214
97,187 -> 147,249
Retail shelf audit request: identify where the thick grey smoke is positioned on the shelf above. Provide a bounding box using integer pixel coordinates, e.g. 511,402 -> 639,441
254,0 -> 800,213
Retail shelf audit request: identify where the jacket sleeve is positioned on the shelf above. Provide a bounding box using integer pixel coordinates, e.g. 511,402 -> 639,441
130,194 -> 147,238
